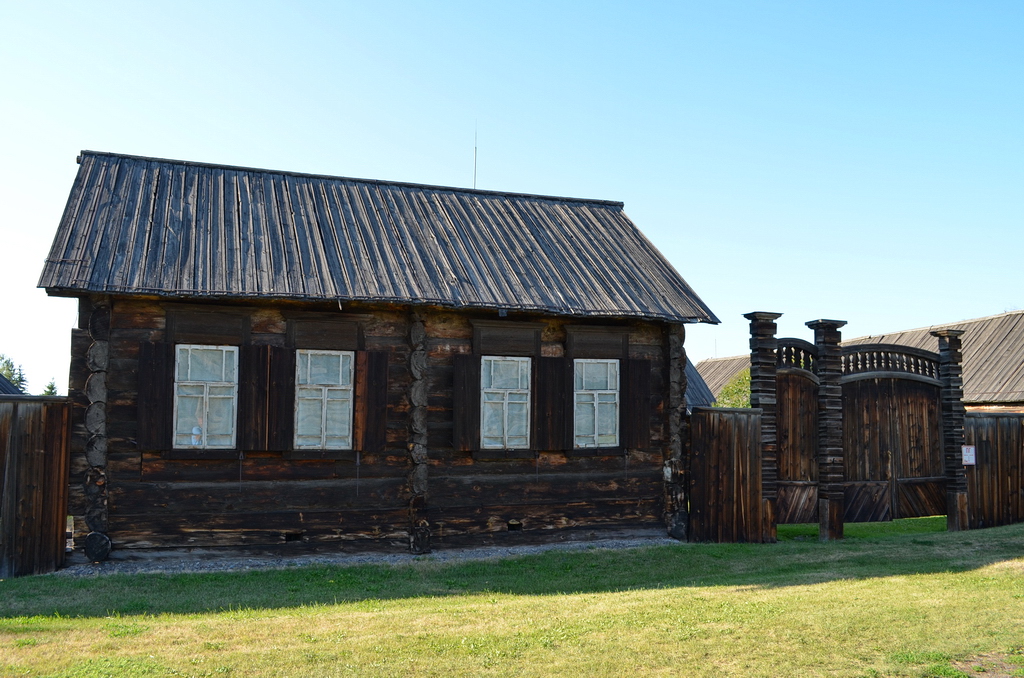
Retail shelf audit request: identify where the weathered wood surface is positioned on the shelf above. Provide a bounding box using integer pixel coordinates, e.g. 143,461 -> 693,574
842,377 -> 943,521
0,398 -> 72,577
964,413 -> 1024,529
776,369 -> 818,524
69,298 -> 671,550
688,407 -> 763,543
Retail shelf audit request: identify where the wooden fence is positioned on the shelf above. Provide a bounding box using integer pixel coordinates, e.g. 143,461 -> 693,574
964,413 -> 1024,529
0,397 -> 72,577
688,407 -> 763,542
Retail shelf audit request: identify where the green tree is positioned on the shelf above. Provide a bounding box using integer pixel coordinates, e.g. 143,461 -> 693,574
714,367 -> 750,409
41,379 -> 58,396
0,354 -> 27,393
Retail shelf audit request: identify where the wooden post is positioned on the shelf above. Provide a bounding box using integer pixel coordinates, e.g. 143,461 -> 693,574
665,323 -> 689,540
807,319 -> 846,541
744,312 -> 782,543
931,329 -> 968,531
408,310 -> 431,553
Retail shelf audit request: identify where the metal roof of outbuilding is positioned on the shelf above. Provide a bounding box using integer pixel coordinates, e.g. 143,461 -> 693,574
39,152 -> 718,325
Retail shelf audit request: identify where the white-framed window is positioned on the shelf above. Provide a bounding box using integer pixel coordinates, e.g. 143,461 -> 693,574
480,356 -> 531,449
173,345 -> 239,449
295,349 -> 355,449
574,359 -> 619,448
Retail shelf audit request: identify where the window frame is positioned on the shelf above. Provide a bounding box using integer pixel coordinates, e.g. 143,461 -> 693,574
479,355 -> 532,450
293,348 -> 356,451
572,358 -> 621,449
171,344 -> 239,450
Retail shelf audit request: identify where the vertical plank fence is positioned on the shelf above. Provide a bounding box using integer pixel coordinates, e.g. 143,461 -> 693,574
0,397 -> 72,577
688,407 -> 763,543
964,413 -> 1024,529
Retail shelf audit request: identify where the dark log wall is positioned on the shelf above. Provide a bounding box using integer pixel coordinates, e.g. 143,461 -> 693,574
68,296 -> 671,550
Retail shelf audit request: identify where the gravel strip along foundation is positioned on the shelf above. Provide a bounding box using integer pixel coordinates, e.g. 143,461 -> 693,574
55,535 -> 679,577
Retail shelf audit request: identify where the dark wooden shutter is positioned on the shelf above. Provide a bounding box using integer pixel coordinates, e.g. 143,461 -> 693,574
354,351 -> 388,454
238,345 -> 294,451
237,345 -> 266,451
137,341 -> 173,451
452,354 -> 481,452
267,346 -> 295,451
622,358 -> 652,450
533,357 -> 568,451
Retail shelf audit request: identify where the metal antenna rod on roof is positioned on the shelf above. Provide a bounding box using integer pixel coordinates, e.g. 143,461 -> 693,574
473,123 -> 478,189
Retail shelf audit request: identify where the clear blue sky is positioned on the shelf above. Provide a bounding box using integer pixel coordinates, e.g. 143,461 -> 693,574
2,1 -> 1021,394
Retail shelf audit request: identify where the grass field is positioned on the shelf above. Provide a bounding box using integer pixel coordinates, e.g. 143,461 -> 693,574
1,518 -> 1022,677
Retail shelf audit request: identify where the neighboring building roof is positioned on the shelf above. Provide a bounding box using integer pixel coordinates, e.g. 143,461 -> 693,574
39,151 -> 719,325
0,373 -> 23,395
695,310 -> 1024,405
696,355 -> 749,399
844,311 -> 1024,405
685,358 -> 716,409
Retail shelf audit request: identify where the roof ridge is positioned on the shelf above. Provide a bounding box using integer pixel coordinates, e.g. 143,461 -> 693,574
77,150 -> 626,208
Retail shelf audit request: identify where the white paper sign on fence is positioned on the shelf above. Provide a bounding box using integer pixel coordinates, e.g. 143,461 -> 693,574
961,445 -> 976,465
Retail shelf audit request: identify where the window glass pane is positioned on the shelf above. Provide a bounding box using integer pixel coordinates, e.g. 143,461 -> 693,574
490,359 -> 520,389
224,350 -> 237,382
583,362 -> 609,391
207,397 -> 234,435
296,398 -> 323,437
482,436 -> 503,448
309,352 -> 342,385
190,348 -> 225,382
297,387 -> 320,399
175,396 -> 203,435
574,362 -> 584,391
176,347 -> 190,381
481,358 -> 493,389
597,401 -> 618,437
576,392 -> 595,404
206,434 -> 233,448
340,353 -> 353,387
576,401 -> 596,437
608,361 -> 618,389
297,354 -> 310,385
507,402 -> 528,437
482,402 -> 504,438
296,435 -> 321,448
325,398 -> 352,438
508,392 -> 528,402
482,391 -> 503,402
177,384 -> 204,396
598,392 -> 617,402
507,435 -> 528,448
209,385 -> 234,397
519,360 -> 531,389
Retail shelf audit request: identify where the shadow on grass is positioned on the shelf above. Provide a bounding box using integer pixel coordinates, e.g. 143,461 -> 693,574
1,517 -> 1021,619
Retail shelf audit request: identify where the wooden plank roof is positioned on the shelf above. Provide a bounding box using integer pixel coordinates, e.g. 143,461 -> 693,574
844,311 -> 1024,404
695,355 -> 750,399
685,358 -> 716,409
0,373 -> 22,395
38,152 -> 718,325
696,311 -> 1024,404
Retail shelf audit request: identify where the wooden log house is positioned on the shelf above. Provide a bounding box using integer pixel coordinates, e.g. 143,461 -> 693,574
39,151 -> 719,555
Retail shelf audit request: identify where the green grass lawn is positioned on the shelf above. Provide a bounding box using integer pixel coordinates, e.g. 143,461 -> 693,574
1,517 -> 1022,677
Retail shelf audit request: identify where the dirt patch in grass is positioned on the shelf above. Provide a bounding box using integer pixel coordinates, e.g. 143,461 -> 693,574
952,651 -> 1024,677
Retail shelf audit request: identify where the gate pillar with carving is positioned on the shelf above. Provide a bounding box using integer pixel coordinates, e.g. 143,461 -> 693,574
745,312 -> 782,543
808,319 -> 846,541
932,329 -> 968,531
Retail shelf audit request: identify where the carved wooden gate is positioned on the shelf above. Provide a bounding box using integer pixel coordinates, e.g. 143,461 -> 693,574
776,339 -> 819,523
774,339 -> 946,524
841,345 -> 945,521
